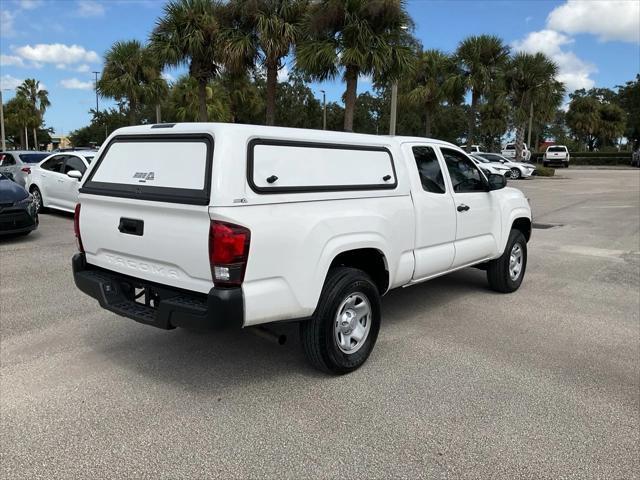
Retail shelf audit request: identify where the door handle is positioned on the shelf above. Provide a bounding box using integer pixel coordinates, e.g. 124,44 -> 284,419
457,204 -> 470,212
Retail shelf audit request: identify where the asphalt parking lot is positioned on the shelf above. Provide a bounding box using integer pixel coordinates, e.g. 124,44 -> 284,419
1,169 -> 639,479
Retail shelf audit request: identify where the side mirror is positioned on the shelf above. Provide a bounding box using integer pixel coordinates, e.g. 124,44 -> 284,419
67,170 -> 83,180
487,173 -> 507,190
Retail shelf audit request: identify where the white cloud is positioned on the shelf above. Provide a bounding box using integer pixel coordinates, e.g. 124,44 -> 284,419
76,0 -> 105,17
277,65 -> 289,83
1,10 -> 16,37
548,0 -> 640,43
15,43 -> 99,66
17,0 -> 44,10
60,78 -> 94,90
0,54 -> 24,67
0,74 -> 23,90
75,64 -> 91,73
512,29 -> 597,92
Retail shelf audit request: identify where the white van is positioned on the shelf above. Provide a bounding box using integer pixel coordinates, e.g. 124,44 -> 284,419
72,123 -> 532,373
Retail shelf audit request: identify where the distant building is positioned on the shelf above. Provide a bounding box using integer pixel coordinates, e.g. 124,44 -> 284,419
47,136 -> 71,151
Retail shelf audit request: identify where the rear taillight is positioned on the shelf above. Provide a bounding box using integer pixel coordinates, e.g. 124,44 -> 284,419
209,220 -> 250,288
21,167 -> 31,174
74,203 -> 84,253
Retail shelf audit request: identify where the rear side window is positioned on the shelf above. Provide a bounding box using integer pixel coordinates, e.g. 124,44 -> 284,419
412,146 -> 445,194
0,153 -> 16,166
82,134 -> 213,205
64,156 -> 86,174
41,156 -> 65,172
248,139 -> 396,193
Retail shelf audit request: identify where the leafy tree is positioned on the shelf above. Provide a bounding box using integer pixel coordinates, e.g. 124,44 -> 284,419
456,34 -> 509,151
274,73 -> 322,128
597,102 -> 626,147
296,0 -> 413,132
616,75 -> 640,149
566,93 -> 601,151
504,52 -> 563,160
407,49 -> 462,136
168,75 -> 231,122
16,79 -> 50,149
4,95 -> 37,149
98,40 -> 167,125
150,0 -> 225,122
478,92 -> 509,152
69,109 -> 130,147
226,0 -> 307,125
353,92 -> 384,134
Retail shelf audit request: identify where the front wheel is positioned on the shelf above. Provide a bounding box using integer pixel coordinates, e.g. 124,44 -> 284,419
300,267 -> 381,374
487,230 -> 527,293
510,168 -> 521,179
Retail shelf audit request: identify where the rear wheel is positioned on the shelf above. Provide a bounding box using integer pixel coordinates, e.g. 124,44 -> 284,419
487,230 -> 527,293
300,267 -> 381,374
30,186 -> 45,213
564,162 -> 569,168
543,161 -> 549,168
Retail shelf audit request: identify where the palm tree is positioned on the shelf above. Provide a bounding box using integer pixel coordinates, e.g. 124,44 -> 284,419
150,0 -> 225,122
6,95 -> 36,149
296,0 -> 413,132
225,0 -> 307,126
16,79 -> 50,149
505,52 -> 564,160
456,35 -> 510,151
407,49 -> 462,137
98,40 -> 165,125
169,75 -> 230,122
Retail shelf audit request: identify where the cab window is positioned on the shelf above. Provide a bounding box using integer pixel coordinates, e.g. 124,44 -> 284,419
412,146 -> 445,194
441,148 -> 487,193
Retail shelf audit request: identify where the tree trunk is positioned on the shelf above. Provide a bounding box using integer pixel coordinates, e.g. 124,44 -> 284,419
197,80 -> 208,122
24,126 -> 29,150
467,90 -> 478,151
128,99 -> 137,126
265,61 -> 278,126
33,127 -> 38,150
155,104 -> 161,124
343,66 -> 358,132
425,109 -> 432,137
19,128 -> 25,150
515,121 -> 526,161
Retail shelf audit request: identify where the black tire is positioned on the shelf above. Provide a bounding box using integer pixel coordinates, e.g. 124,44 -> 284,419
300,267 -> 381,374
564,162 -> 569,168
543,161 -> 549,167
510,168 -> 521,179
487,230 -> 527,293
30,186 -> 45,213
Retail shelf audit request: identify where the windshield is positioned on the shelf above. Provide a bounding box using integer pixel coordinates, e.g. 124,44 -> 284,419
19,153 -> 49,163
482,154 -> 504,162
473,156 -> 490,163
504,145 -> 515,150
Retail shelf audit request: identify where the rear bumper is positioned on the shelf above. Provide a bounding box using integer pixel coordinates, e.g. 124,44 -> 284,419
72,253 -> 243,330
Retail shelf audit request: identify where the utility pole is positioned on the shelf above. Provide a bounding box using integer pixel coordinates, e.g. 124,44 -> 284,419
389,81 -> 398,135
527,99 -> 534,150
92,71 -> 100,113
320,90 -> 326,130
0,89 -> 7,151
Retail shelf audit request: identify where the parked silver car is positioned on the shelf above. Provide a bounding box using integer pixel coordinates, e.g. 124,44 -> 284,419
0,151 -> 50,187
472,152 -> 536,179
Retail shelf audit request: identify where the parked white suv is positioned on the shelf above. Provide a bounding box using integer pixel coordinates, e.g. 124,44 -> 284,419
72,124 -> 532,373
543,145 -> 570,168
502,143 -> 531,162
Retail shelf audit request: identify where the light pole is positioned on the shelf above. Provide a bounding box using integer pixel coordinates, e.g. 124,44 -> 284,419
0,89 -> 7,151
389,81 -> 398,136
92,71 -> 100,113
320,90 -> 326,130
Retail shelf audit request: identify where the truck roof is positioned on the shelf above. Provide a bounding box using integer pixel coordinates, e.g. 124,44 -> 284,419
110,122 -> 458,150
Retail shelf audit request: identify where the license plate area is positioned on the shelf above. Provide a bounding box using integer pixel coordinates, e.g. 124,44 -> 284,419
133,286 -> 159,309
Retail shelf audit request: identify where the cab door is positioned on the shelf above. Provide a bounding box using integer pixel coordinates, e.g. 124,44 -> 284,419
404,143 -> 457,280
437,147 -> 501,267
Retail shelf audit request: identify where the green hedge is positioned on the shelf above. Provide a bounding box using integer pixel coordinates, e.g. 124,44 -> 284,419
533,165 -> 555,176
530,151 -> 632,165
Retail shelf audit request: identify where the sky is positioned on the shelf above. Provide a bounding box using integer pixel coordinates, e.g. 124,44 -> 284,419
1,0 -> 639,136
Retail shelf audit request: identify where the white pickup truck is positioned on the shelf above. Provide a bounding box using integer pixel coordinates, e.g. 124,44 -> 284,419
72,123 -> 532,374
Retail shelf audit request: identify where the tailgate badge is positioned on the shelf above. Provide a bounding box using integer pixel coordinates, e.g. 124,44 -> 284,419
133,172 -> 155,183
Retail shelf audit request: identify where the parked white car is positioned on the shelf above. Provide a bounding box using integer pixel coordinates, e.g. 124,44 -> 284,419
469,154 -> 512,177
543,145 -> 570,168
459,144 -> 481,153
0,151 -> 50,187
72,123 -> 532,374
473,152 -> 536,179
28,151 -> 95,213
502,143 -> 531,162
